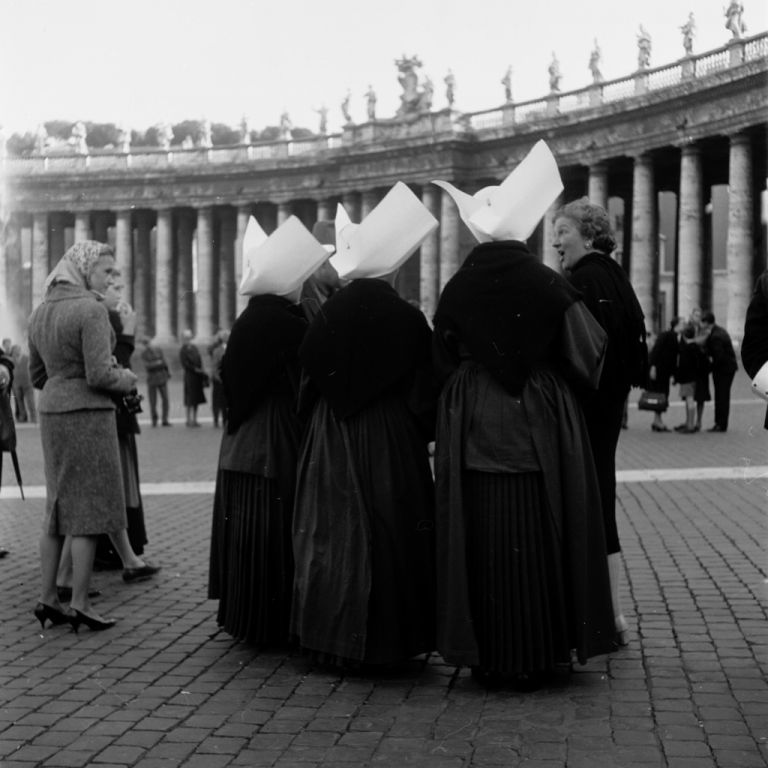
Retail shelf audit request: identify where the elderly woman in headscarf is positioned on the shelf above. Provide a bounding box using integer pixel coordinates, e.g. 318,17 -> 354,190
208,216 -> 328,646
291,183 -> 438,668
432,143 -> 616,688
28,241 -> 137,632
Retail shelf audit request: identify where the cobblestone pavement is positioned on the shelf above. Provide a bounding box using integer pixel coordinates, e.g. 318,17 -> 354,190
1,375 -> 766,767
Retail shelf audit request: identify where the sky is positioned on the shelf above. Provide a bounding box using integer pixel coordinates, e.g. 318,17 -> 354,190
1,0 -> 766,138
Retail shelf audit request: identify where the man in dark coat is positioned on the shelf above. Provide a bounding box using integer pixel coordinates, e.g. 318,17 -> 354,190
700,311 -> 738,432
741,270 -> 768,429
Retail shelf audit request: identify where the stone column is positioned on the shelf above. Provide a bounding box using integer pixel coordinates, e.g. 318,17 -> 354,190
317,199 -> 334,221
91,212 -> 110,243
235,204 -> 252,316
419,186 -> 440,319
630,153 -> 657,327
154,208 -> 174,343
177,212 -> 195,335
361,190 -> 380,219
196,206 -> 215,341
542,195 -> 563,271
588,163 -> 609,210
439,188 -> 461,290
219,208 -> 236,330
677,144 -> 704,319
115,210 -> 133,303
48,213 -> 67,261
341,192 -> 361,222
725,133 -> 754,340
277,202 -> 291,226
32,213 -> 49,307
74,212 -> 90,242
133,211 -> 153,338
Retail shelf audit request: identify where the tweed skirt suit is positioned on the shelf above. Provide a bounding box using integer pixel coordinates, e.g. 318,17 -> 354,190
28,282 -> 136,536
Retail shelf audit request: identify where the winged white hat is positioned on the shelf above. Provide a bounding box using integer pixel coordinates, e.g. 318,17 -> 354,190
432,139 -> 563,243
330,181 -> 439,280
239,215 -> 329,296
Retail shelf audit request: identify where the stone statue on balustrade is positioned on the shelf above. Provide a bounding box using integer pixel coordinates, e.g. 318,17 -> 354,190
158,123 -> 174,150
421,76 -> 434,112
444,69 -> 456,108
71,121 -> 88,155
35,124 -> 48,155
637,25 -> 652,69
240,115 -> 252,144
724,1 -> 746,39
341,90 -> 353,125
548,53 -> 562,93
181,135 -> 194,149
680,13 -> 696,56
199,119 -> 213,148
365,86 -> 377,121
394,54 -> 435,117
589,40 -> 603,83
280,111 -> 293,141
501,66 -> 513,103
315,105 -> 329,135
117,125 -> 131,153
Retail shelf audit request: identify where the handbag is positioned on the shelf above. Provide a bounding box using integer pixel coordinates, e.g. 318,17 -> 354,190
637,390 -> 668,413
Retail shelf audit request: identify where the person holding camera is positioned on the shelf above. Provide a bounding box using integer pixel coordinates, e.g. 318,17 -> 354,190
95,271 -> 159,580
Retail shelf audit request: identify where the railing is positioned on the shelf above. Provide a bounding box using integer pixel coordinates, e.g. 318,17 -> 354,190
2,31 -> 765,175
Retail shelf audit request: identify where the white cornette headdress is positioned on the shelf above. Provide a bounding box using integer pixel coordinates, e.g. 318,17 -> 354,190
330,182 -> 439,280
751,361 -> 768,402
239,215 -> 329,296
432,140 -> 563,243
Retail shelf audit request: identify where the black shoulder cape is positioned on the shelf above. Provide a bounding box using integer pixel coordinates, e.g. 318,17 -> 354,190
222,294 -> 308,433
433,241 -> 581,395
299,278 -> 432,419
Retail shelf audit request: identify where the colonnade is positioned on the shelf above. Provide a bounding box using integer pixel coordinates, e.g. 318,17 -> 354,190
3,132 -> 762,342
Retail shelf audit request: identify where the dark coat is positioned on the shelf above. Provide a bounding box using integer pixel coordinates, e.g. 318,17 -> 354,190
180,342 -> 207,406
705,325 -> 738,376
567,251 -> 648,400
742,271 -> 768,428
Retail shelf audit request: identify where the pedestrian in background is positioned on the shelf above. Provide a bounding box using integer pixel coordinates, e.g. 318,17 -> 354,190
140,337 -> 171,427
0,349 -> 15,559
675,323 -> 704,433
28,241 -> 137,632
647,317 -> 682,432
208,329 -> 228,428
179,329 -> 207,427
554,196 -> 648,648
700,311 -> 738,432
10,344 -> 36,423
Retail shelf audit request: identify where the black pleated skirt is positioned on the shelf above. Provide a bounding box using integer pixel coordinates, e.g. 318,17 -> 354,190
463,469 -> 570,676
212,469 -> 293,646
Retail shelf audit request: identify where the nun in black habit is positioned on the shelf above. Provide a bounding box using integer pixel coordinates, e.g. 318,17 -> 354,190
432,142 -> 616,686
208,216 -> 329,646
291,183 -> 439,667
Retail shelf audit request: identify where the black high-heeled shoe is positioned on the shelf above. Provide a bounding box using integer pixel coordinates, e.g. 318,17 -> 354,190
67,609 -> 116,633
33,602 -> 70,629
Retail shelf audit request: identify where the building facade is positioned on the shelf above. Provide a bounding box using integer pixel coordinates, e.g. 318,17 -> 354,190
2,33 -> 766,342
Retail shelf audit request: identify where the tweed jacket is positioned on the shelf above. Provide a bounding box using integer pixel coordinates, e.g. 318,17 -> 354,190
28,283 -> 136,413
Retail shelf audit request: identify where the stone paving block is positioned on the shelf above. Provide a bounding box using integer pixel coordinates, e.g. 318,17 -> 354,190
91,745 -> 147,763
662,739 -> 713,757
114,729 -> 165,748
40,750 -> 104,767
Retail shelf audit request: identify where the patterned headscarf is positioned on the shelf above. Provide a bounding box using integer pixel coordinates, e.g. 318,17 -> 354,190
44,241 -> 111,291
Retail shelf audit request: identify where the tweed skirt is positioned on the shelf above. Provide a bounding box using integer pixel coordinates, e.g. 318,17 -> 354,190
40,410 -> 127,536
